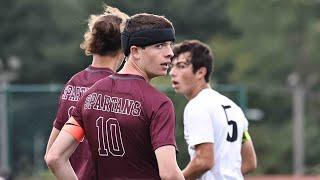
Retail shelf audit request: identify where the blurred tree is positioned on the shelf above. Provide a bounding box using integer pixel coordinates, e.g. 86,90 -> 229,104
0,0 -> 236,83
4,0 -> 320,176
0,0 -> 87,83
223,0 -> 320,174
0,0 -> 238,177
227,0 -> 320,85
111,0 -> 238,40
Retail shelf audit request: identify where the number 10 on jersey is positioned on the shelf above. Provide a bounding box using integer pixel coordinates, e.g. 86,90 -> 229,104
96,117 -> 125,157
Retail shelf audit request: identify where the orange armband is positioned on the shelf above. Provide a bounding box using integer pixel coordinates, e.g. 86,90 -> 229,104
62,117 -> 85,142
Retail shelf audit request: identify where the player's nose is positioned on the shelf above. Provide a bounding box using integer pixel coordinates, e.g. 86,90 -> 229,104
164,42 -> 174,58
169,66 -> 176,77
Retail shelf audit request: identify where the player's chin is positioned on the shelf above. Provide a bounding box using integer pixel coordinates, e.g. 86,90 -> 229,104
172,88 -> 179,93
160,66 -> 169,73
172,86 -> 181,93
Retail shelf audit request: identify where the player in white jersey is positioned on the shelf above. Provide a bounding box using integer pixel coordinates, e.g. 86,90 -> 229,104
169,40 -> 257,180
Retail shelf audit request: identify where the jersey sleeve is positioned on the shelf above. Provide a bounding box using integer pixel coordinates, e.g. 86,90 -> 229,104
71,93 -> 86,129
240,108 -> 249,132
53,85 -> 71,130
62,116 -> 85,142
150,100 -> 177,151
184,103 -> 214,147
58,84 -> 86,142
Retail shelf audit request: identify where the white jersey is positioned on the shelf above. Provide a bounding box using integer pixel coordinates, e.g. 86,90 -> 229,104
184,88 -> 248,180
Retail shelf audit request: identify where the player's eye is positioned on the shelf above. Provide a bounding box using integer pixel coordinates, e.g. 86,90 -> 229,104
154,43 -> 163,49
169,42 -> 174,49
177,63 -> 185,69
172,62 -> 189,69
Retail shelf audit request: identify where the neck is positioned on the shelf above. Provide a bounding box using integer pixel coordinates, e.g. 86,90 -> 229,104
118,58 -> 149,82
186,82 -> 210,100
91,53 -> 122,72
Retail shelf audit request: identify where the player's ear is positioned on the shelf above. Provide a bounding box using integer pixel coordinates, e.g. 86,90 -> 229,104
130,46 -> 140,59
196,67 -> 207,80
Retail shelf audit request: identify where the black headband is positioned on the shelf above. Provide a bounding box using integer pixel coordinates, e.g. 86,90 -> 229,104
121,28 -> 175,56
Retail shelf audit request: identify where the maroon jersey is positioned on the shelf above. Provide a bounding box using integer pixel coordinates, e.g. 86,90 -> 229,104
72,74 -> 177,180
53,66 -> 113,180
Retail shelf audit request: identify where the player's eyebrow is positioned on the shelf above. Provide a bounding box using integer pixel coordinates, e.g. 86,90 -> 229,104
174,60 -> 190,65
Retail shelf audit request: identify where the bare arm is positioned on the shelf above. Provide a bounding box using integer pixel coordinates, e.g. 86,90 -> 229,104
45,130 -> 79,180
241,139 -> 257,175
155,145 -> 184,180
44,127 -> 60,160
183,143 -> 214,180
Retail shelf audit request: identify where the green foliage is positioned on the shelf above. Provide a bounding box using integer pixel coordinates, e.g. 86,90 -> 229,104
226,0 -> 320,84
1,0 -> 86,83
2,0 -> 320,176
1,0 -> 235,83
223,0 -> 320,174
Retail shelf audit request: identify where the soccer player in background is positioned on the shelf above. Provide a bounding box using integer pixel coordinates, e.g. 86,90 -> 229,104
169,40 -> 257,180
44,6 -> 129,180
46,13 -> 184,180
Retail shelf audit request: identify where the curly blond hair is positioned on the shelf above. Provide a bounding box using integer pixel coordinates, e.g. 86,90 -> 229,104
80,5 -> 129,56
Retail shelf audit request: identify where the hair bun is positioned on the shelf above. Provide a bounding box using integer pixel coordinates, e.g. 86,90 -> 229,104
80,6 -> 128,56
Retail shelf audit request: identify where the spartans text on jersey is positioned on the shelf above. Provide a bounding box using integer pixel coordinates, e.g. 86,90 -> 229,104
84,93 -> 141,116
62,85 -> 89,101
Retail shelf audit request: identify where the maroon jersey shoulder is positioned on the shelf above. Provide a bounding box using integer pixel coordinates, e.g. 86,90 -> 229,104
72,74 -> 176,179
54,66 -> 113,129
53,66 -> 113,180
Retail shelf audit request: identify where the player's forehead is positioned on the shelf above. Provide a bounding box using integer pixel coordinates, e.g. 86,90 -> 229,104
150,41 -> 173,47
172,51 -> 192,64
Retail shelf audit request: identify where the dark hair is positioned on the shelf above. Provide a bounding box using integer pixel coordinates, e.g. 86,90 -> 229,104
80,6 -> 128,56
124,13 -> 174,33
173,40 -> 213,82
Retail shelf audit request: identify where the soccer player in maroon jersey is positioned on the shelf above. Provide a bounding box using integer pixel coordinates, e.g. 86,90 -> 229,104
46,13 -> 184,180
44,6 -> 129,180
